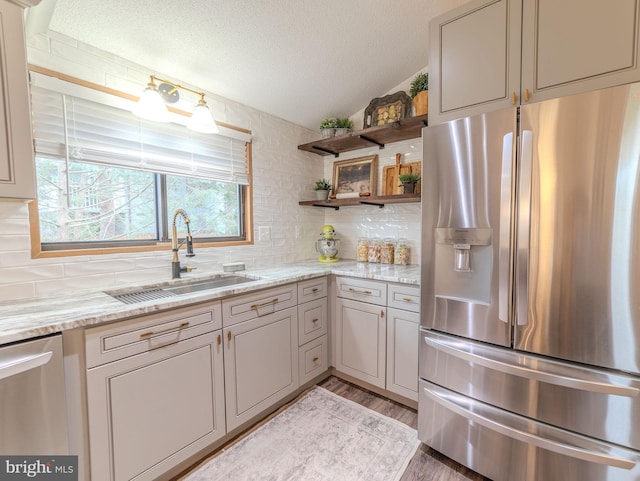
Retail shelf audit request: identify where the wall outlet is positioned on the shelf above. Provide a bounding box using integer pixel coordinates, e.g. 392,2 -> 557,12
258,226 -> 271,241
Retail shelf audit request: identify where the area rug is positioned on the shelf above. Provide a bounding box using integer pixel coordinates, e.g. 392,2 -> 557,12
183,386 -> 420,481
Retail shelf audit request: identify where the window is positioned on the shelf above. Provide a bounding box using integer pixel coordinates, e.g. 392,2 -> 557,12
29,71 -> 252,254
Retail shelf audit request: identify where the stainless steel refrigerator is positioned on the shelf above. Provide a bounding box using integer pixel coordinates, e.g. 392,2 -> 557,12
419,82 -> 640,481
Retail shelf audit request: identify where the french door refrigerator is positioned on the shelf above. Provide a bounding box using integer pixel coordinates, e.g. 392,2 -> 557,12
419,82 -> 640,481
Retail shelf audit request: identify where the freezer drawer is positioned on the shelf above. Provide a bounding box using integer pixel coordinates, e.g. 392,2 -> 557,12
420,330 -> 640,451
418,379 -> 640,481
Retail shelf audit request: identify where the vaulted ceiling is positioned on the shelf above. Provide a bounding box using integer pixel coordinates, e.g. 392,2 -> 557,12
35,0 -> 470,130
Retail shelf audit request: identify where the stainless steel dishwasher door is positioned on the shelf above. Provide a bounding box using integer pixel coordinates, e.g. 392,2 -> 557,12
0,334 -> 69,454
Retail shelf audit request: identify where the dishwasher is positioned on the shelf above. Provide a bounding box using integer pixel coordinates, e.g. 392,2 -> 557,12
0,334 -> 69,454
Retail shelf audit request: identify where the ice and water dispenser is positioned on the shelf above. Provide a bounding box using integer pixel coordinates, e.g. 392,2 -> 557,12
434,227 -> 492,305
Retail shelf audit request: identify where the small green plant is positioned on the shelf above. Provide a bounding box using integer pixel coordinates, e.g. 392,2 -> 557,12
335,118 -> 353,129
399,172 -> 421,183
314,179 -> 332,191
409,73 -> 429,99
320,118 -> 338,129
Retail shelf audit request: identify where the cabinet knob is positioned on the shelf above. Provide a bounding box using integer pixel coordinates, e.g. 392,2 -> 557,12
511,92 -> 517,105
524,89 -> 530,102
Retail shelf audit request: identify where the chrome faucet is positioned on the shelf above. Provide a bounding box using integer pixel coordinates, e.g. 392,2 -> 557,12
171,208 -> 196,279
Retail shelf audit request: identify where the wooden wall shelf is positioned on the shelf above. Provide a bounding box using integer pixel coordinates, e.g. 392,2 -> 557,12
298,194 -> 420,210
298,114 -> 428,157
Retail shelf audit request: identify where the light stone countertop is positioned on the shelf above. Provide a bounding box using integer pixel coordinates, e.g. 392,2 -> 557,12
0,260 -> 421,346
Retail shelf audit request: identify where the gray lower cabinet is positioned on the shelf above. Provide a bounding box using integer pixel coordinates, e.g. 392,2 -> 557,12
334,277 -> 420,400
85,302 -> 225,481
222,284 -> 300,432
297,278 -> 328,385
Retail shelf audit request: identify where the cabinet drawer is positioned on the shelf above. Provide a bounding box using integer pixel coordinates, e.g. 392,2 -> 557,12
222,284 -> 297,327
297,297 -> 327,345
335,277 -> 387,306
387,283 -> 421,313
86,301 -> 222,368
297,277 -> 328,303
299,335 -> 328,385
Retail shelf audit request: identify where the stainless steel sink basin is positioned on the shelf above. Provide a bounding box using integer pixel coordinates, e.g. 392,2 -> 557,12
107,275 -> 257,304
163,275 -> 254,295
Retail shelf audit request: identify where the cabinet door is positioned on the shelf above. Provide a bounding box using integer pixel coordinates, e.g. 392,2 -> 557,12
429,0 -> 522,124
521,0 -> 640,103
334,297 -> 386,389
386,308 -> 419,401
223,307 -> 299,431
0,1 -> 35,199
86,332 -> 225,481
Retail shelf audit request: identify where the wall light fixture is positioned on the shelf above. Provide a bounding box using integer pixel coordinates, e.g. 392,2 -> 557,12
132,75 -> 219,134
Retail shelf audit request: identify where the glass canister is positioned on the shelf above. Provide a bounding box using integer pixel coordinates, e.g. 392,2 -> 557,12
367,238 -> 381,263
380,238 -> 395,264
394,239 -> 410,265
356,237 -> 370,262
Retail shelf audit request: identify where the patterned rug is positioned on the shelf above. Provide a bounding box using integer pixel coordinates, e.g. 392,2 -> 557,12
183,386 -> 419,481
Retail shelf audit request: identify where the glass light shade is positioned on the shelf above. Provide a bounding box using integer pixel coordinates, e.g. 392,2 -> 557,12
188,101 -> 219,134
132,86 -> 170,122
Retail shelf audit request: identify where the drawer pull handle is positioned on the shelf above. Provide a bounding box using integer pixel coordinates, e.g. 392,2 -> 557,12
511,92 -> 517,104
217,334 -> 221,346
139,321 -> 189,338
524,88 -> 531,102
347,288 -> 372,295
312,357 -> 319,363
402,297 -> 413,302
227,331 -> 232,345
312,318 -> 319,324
251,298 -> 278,310
381,310 -> 385,318
312,288 -> 319,293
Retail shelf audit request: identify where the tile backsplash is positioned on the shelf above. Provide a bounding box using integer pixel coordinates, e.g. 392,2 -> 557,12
0,32 -> 421,302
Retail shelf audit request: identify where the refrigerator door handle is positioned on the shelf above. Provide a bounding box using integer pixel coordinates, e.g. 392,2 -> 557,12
498,132 -> 514,323
516,129 -> 534,326
424,335 -> 640,397
423,383 -> 637,470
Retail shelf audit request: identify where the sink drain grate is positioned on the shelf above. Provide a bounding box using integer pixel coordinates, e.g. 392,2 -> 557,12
110,288 -> 177,305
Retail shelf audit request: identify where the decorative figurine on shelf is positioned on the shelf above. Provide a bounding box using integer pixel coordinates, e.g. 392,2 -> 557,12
315,225 -> 341,263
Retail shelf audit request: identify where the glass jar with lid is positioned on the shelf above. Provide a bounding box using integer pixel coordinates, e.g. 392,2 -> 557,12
380,238 -> 395,264
356,237 -> 369,262
367,238 -> 382,263
394,239 -> 410,265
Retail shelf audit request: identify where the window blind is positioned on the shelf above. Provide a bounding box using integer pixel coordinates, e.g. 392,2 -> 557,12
30,73 -> 250,185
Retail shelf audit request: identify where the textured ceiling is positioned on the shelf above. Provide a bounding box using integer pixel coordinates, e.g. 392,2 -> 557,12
42,0 -> 470,130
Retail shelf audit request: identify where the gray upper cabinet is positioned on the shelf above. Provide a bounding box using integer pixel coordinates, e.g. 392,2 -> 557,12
0,0 -> 36,199
429,0 -> 640,124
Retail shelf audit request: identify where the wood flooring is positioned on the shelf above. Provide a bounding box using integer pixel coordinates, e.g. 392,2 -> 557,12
319,376 -> 491,481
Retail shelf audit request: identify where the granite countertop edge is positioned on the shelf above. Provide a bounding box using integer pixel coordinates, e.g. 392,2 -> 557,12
0,260 -> 420,346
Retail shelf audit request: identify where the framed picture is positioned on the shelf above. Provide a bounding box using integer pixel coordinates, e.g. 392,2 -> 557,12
363,91 -> 412,128
332,155 -> 378,196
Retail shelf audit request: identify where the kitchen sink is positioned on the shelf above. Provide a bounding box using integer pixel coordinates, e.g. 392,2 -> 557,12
107,275 -> 257,304
163,275 -> 254,295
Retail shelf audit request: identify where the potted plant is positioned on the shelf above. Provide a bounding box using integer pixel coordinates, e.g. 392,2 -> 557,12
399,172 -> 421,194
335,118 -> 353,137
409,72 -> 429,116
313,179 -> 332,200
320,118 -> 338,138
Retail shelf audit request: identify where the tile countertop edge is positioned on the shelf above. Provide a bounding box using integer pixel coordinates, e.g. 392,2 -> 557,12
0,260 -> 421,346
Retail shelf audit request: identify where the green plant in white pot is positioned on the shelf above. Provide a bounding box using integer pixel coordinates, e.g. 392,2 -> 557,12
313,179 -> 332,200
335,118 -> 353,137
320,118 -> 338,138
